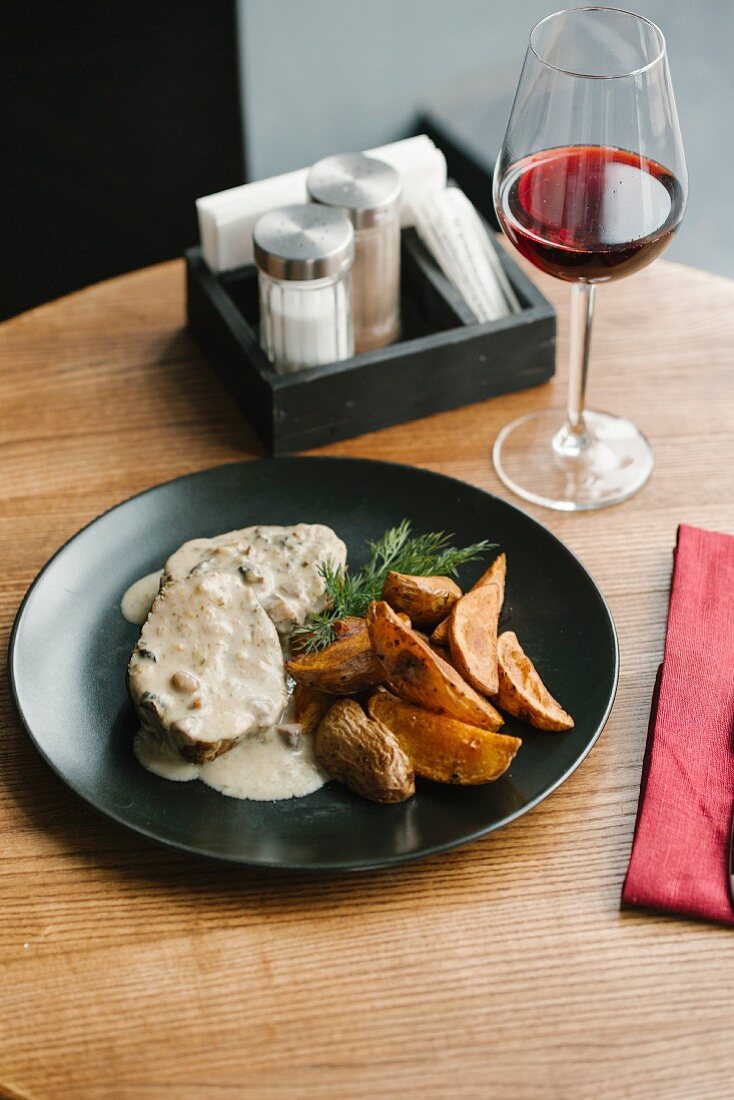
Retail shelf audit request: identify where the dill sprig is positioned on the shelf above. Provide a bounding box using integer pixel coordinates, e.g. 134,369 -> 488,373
294,520 -> 494,652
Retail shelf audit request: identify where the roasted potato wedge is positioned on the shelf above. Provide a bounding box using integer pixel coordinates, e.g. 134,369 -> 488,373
495,631 -> 574,731
366,601 -> 504,731
332,615 -> 368,641
448,581 -> 502,696
286,630 -> 383,695
292,615 -> 368,654
332,613 -> 409,640
432,552 -> 506,646
368,688 -> 520,784
315,699 -> 415,803
292,682 -> 332,734
382,571 -> 462,626
474,552 -> 507,604
431,619 -> 451,647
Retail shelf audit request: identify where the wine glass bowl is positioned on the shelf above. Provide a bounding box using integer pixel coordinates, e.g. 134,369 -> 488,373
492,7 -> 687,511
495,145 -> 685,284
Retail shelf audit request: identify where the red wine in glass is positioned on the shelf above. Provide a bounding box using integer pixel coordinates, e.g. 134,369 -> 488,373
496,144 -> 685,283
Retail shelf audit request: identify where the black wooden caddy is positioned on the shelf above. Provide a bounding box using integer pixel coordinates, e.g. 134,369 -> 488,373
185,227 -> 555,453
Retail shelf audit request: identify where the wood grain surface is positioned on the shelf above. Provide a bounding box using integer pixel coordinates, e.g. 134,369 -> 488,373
1,254 -> 733,1100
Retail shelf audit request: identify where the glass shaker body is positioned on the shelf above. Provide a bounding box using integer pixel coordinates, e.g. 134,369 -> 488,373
253,204 -> 355,375
258,270 -> 353,374
352,210 -> 401,353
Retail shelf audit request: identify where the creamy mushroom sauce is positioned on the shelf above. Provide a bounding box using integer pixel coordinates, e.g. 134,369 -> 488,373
123,524 -> 345,801
162,522 -> 347,634
120,570 -> 163,626
133,692 -> 329,801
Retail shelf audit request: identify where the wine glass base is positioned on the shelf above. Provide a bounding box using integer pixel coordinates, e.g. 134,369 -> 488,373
493,408 -> 653,512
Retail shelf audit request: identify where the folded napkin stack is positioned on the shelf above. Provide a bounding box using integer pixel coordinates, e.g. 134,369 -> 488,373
623,524 -> 734,925
196,134 -> 447,274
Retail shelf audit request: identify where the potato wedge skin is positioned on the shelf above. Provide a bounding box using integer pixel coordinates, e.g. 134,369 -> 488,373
432,552 -> 506,645
332,616 -> 368,641
426,620 -> 451,642
368,688 -> 520,784
448,582 -> 501,696
382,572 -> 461,626
292,615 -> 368,654
430,617 -> 451,647
474,552 -> 507,605
366,601 -> 504,731
315,699 -> 415,803
286,630 -> 383,695
332,612 -> 409,639
495,631 -> 574,731
292,682 -> 332,734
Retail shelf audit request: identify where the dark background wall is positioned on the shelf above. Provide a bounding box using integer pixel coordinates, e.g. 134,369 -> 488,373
2,1 -> 244,319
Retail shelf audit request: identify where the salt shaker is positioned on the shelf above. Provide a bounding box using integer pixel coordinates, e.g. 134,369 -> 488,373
253,204 -> 354,374
307,154 -> 402,354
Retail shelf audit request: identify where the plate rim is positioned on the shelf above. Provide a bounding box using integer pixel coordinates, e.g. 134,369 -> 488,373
8,456 -> 620,871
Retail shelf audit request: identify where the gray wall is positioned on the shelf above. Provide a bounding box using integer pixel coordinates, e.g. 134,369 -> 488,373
238,0 -> 732,276
238,0 -> 553,180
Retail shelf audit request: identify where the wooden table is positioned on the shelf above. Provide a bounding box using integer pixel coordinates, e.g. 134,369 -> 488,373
2,255 -> 734,1100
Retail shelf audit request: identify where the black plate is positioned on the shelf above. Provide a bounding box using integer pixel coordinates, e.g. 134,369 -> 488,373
9,458 -> 618,871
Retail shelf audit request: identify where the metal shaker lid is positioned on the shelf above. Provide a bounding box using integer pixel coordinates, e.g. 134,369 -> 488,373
307,154 -> 402,229
253,204 -> 354,281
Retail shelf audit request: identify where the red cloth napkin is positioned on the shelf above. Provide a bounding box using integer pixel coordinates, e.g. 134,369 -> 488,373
623,524 -> 734,925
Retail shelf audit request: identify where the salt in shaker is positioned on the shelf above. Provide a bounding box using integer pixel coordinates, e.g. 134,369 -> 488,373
253,204 -> 354,374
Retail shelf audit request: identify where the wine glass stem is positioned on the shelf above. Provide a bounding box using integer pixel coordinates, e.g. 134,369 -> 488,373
566,282 -> 596,441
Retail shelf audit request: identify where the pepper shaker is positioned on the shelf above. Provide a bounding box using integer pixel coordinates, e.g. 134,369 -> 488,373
307,153 -> 402,354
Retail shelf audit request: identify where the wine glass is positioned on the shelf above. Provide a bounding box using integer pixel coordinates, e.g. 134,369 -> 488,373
493,7 -> 687,510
